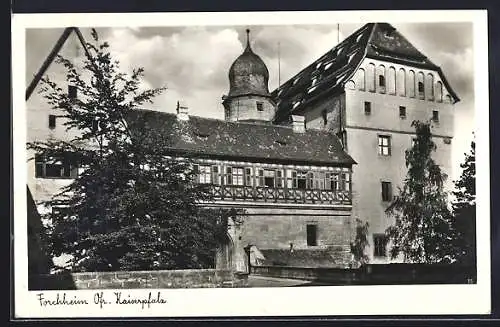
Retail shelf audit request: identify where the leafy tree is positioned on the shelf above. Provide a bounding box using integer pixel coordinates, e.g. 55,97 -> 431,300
385,121 -> 457,263
451,139 -> 476,266
28,29 -> 235,272
350,218 -> 369,266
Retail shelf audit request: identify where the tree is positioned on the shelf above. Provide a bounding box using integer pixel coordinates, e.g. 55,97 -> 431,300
451,138 -> 476,266
350,218 -> 369,266
385,121 -> 457,263
28,29 -> 234,272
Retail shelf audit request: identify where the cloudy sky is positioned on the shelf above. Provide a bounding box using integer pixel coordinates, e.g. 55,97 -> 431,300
26,22 -> 475,178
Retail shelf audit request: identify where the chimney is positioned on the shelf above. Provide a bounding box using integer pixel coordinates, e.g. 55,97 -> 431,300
291,115 -> 305,133
176,101 -> 189,121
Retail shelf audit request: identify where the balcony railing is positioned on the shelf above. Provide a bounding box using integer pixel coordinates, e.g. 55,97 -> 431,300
208,185 -> 351,205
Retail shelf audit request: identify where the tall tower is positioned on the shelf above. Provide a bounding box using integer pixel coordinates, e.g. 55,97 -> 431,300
223,29 -> 276,122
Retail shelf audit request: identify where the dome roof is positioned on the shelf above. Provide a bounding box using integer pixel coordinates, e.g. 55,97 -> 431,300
228,29 -> 270,98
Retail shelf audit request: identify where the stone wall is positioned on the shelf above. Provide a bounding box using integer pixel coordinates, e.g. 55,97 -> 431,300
30,269 -> 248,290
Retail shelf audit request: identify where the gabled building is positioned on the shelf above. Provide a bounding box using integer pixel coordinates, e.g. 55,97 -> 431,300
27,29 -> 357,272
272,23 -> 458,263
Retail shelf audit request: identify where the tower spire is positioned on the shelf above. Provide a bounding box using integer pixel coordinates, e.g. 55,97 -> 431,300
245,28 -> 251,51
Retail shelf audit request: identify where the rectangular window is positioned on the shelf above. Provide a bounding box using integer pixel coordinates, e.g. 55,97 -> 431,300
256,102 -> 264,112
48,115 -> 56,129
378,135 -> 391,156
432,110 -> 439,122
35,154 -> 78,179
373,234 -> 387,257
381,181 -> 392,202
312,172 -> 325,190
276,170 -> 284,188
245,167 -> 252,186
230,167 -> 244,186
364,101 -> 371,115
325,172 -> 339,190
295,171 -> 308,190
379,75 -> 386,87
418,82 -> 425,95
263,169 -> 275,188
68,84 -> 77,100
256,169 -> 264,187
307,224 -> 318,246
399,106 -> 406,119
342,173 -> 351,192
212,165 -> 221,185
197,165 -> 212,184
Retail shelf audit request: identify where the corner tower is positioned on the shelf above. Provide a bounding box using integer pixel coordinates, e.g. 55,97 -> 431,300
223,29 -> 276,122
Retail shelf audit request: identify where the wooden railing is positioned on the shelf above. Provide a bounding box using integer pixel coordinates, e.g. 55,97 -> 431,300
209,185 -> 351,205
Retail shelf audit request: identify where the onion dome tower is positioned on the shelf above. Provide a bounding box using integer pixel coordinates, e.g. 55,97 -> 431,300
222,29 -> 276,122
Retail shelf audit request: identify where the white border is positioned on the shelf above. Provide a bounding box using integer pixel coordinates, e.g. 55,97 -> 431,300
12,10 -> 490,318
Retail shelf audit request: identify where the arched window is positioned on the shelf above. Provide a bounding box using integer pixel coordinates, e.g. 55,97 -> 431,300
397,68 -> 406,96
356,68 -> 365,91
367,63 -> 375,92
426,73 -> 434,101
388,66 -> 396,95
435,81 -> 443,102
377,65 -> 386,93
445,94 -> 452,103
408,70 -> 415,97
417,72 -> 425,99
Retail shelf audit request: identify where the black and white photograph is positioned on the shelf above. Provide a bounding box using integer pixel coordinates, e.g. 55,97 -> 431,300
12,10 -> 490,317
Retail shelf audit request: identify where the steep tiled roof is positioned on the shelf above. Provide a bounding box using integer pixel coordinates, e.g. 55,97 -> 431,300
125,109 -> 356,166
272,23 -> 459,123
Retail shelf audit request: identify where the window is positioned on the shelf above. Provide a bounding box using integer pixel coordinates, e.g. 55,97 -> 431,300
432,110 -> 439,122
364,101 -> 371,115
256,102 -> 264,112
263,169 -> 276,188
245,167 -> 252,186
35,154 -> 78,179
275,170 -> 284,188
378,135 -> 391,156
418,82 -> 424,94
196,165 -> 212,184
68,84 -> 77,100
306,224 -> 318,246
381,181 -> 392,202
227,167 -> 244,186
48,115 -> 56,129
325,172 -> 339,190
399,106 -> 406,119
312,172 -> 326,190
212,165 -> 221,185
373,234 -> 387,257
378,75 -> 386,88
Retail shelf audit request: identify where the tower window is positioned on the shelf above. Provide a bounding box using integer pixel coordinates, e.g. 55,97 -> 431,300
256,101 -> 264,112
68,85 -> 77,100
432,110 -> 439,122
418,81 -> 425,95
306,224 -> 318,246
373,234 -> 387,257
379,75 -> 386,87
48,115 -> 56,129
364,101 -> 371,115
381,181 -> 392,202
378,135 -> 391,156
399,106 -> 406,119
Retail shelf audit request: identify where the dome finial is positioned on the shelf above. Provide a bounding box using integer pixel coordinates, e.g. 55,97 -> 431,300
245,28 -> 251,51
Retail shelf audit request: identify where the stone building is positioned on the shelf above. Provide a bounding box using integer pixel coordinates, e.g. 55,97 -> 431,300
26,29 -> 357,272
272,23 -> 458,263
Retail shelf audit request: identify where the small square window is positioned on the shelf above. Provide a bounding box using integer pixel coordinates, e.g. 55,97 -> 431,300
373,234 -> 387,257
381,181 -> 392,202
256,102 -> 264,112
399,106 -> 406,119
48,115 -> 56,129
364,101 -> 371,115
378,135 -> 391,156
432,110 -> 439,122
